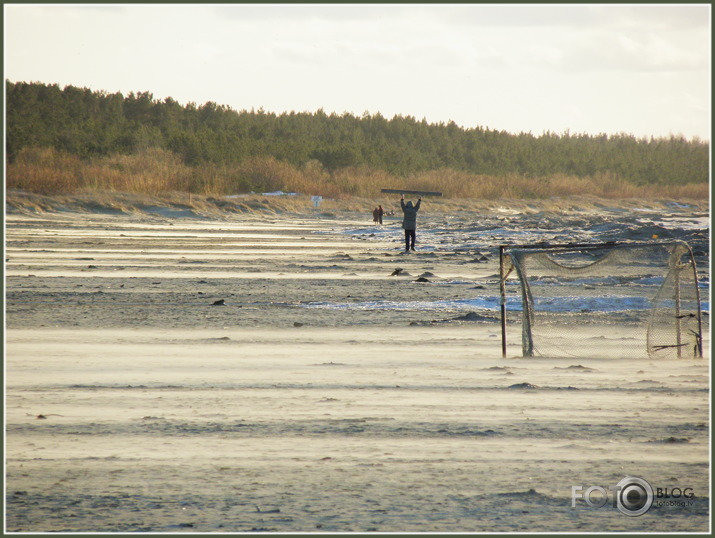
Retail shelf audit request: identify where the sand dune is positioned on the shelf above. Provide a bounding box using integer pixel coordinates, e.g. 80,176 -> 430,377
6,189 -> 709,219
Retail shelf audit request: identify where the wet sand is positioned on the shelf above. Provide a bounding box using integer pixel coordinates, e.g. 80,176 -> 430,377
4,193 -> 710,532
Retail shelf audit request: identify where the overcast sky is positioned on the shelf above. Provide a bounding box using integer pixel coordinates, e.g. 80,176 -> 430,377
4,3 -> 711,140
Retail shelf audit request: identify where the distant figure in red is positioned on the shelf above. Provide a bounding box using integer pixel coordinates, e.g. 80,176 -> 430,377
372,207 -> 379,223
377,205 -> 384,224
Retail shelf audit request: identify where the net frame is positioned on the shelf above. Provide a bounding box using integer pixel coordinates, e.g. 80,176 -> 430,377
499,240 -> 704,359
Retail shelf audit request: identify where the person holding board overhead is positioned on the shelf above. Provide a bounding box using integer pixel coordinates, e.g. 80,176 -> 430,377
400,193 -> 421,252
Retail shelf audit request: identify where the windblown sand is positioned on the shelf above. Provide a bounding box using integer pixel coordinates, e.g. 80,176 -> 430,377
5,193 -> 710,532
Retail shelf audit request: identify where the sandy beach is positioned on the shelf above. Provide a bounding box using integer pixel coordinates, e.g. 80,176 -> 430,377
4,192 -> 710,532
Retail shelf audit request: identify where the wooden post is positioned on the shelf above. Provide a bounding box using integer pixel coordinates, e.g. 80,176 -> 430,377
500,246 -> 507,358
689,247 -> 704,358
675,269 -> 682,358
380,189 -> 443,197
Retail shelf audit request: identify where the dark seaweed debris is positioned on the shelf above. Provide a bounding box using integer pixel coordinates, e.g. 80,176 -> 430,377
508,383 -> 540,390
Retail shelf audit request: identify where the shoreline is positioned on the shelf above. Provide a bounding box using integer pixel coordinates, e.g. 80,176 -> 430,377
5,189 -> 709,220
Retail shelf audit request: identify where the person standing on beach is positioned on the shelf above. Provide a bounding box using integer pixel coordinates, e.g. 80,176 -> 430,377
377,205 -> 384,225
373,207 -> 379,223
400,194 -> 421,252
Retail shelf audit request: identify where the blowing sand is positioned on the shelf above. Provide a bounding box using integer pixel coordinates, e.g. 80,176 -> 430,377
4,192 -> 710,532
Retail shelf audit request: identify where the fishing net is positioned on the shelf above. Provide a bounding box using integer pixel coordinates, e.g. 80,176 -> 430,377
501,241 -> 703,358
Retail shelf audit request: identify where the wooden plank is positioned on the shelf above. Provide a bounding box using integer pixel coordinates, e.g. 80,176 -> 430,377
380,189 -> 443,197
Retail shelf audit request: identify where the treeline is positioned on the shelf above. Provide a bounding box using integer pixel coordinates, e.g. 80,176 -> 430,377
5,80 -> 710,197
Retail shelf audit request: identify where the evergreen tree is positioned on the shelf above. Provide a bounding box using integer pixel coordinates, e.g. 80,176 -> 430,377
5,80 -> 709,187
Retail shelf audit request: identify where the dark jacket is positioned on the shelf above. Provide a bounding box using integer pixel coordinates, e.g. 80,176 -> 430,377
401,199 -> 421,230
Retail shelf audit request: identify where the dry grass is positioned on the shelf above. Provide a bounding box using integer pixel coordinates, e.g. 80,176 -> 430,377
6,146 -> 709,201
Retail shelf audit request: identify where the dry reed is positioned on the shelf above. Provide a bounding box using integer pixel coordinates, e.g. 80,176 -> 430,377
6,146 -> 708,201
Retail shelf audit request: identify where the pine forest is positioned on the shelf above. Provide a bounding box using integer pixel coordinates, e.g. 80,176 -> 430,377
5,81 -> 709,199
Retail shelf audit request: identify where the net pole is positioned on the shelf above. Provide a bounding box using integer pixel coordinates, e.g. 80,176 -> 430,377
499,246 -> 507,358
683,243 -> 704,358
675,265 -> 682,358
690,253 -> 704,358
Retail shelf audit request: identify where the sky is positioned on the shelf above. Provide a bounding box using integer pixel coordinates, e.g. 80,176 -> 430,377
4,3 -> 711,140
